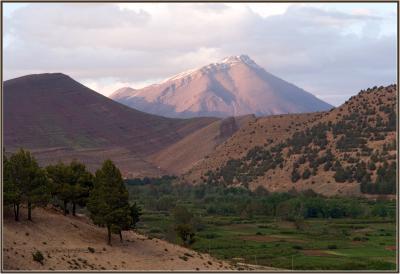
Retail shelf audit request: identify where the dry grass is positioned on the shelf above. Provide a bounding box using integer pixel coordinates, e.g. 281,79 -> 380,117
3,207 -> 234,271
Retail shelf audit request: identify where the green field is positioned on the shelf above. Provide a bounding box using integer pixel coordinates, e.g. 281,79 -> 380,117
126,178 -> 397,270
137,211 -> 396,270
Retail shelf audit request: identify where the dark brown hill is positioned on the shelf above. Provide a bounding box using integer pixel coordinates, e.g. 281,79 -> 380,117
3,73 -> 216,176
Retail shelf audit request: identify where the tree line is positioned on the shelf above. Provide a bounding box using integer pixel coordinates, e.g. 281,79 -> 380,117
3,149 -> 141,245
127,178 -> 396,221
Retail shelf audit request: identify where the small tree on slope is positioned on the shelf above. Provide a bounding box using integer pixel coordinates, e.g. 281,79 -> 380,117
87,160 -> 130,245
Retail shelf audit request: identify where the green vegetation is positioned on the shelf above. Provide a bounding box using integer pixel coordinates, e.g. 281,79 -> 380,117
32,250 -> 44,265
4,150 -> 141,246
46,161 -> 94,216
126,178 -> 396,270
87,160 -> 131,245
4,149 -> 51,221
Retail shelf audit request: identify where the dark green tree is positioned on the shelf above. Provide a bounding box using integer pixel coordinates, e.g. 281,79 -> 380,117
4,154 -> 22,221
46,162 -> 73,215
334,163 -> 349,183
129,202 -> 142,229
69,160 -> 94,216
87,160 -> 130,245
8,149 -> 50,221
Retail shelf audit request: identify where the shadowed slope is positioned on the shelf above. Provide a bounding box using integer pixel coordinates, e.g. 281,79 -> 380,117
4,73 -> 217,175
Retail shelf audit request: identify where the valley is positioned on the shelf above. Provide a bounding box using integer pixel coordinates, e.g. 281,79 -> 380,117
3,2 -> 397,272
125,178 -> 396,270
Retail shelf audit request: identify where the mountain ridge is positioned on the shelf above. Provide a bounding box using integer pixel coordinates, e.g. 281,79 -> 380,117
110,55 -> 333,118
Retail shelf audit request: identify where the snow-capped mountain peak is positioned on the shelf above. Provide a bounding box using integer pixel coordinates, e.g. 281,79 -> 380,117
161,55 -> 260,84
110,55 -> 333,118
220,54 -> 259,68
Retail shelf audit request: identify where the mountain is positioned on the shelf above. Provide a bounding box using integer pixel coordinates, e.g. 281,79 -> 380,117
183,85 -> 397,197
110,55 -> 333,118
3,73 -> 217,176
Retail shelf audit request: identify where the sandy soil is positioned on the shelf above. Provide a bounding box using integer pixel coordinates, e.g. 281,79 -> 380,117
3,207 -> 236,271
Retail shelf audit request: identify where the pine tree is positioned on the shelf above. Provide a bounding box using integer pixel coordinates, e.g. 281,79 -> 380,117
8,149 -> 50,221
4,154 -> 22,221
87,160 -> 130,245
46,162 -> 73,215
69,160 -> 94,216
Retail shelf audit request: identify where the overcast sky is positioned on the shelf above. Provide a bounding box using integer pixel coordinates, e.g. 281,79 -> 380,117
3,3 -> 397,106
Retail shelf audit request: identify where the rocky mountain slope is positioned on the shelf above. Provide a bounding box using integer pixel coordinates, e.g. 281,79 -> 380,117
3,73 -> 216,176
110,55 -> 332,118
183,85 -> 397,197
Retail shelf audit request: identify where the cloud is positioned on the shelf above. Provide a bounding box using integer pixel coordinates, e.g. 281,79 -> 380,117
3,3 -> 397,106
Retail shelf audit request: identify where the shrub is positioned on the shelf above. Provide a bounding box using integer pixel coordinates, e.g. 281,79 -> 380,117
179,255 -> 189,261
32,250 -> 44,265
88,247 -> 95,253
175,224 -> 196,246
302,169 -> 311,180
327,244 -> 337,249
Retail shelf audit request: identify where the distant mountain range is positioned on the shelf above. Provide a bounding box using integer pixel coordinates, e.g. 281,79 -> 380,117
110,55 -> 333,118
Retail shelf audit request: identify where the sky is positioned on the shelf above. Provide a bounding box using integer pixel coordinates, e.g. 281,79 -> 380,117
3,3 -> 397,106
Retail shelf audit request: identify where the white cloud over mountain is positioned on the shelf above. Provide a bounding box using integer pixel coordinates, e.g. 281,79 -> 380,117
3,3 -> 396,106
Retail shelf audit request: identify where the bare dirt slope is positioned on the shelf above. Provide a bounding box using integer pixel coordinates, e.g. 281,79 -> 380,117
149,115 -> 254,175
3,207 -> 235,271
